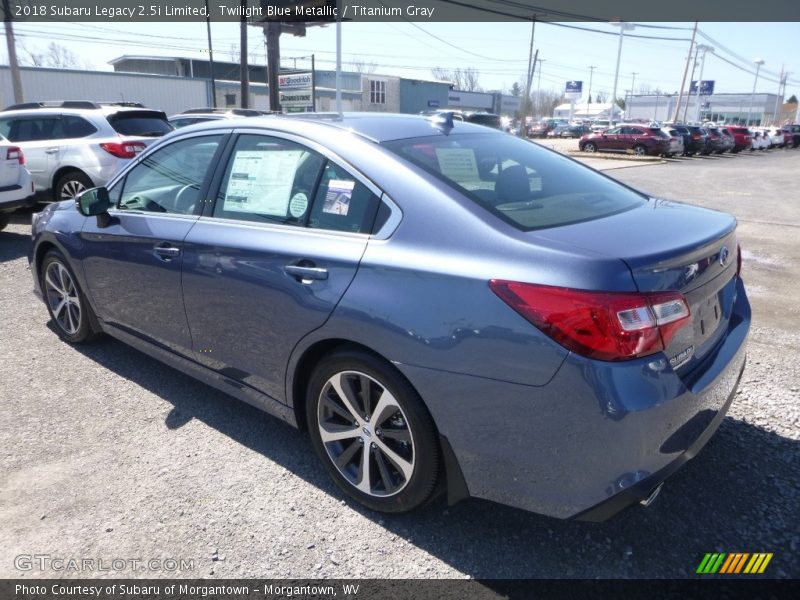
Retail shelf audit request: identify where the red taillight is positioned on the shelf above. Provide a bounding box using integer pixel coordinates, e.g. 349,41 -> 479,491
6,146 -> 24,165
489,281 -> 691,362
691,133 -> 701,140
99,141 -> 146,159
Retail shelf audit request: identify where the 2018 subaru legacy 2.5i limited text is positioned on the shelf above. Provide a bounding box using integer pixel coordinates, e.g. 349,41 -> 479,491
30,113 -> 750,520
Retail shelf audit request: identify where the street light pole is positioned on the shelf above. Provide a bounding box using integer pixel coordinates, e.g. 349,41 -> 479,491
610,21 -> 634,126
746,58 -> 765,127
587,65 -> 597,104
693,45 -> 713,123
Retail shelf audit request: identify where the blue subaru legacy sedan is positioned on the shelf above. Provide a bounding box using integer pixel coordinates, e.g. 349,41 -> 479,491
30,113 -> 750,520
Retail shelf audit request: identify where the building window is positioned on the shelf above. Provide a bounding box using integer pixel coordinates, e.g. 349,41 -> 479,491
225,93 -> 237,106
370,80 -> 386,105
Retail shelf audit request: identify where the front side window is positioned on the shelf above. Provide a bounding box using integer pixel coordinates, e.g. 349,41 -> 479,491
369,80 -> 386,105
115,135 -> 223,215
383,133 -> 646,231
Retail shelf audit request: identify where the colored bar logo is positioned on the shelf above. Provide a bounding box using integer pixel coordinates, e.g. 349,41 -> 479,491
696,552 -> 773,574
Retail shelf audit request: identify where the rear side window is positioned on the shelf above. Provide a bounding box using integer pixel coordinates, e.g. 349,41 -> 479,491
383,133 -> 646,231
106,111 -> 172,137
60,115 -> 97,138
213,133 -> 381,234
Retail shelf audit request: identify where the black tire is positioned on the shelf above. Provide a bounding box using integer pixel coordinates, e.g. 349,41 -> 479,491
0,213 -> 10,231
306,349 -> 439,513
54,171 -> 93,202
583,142 -> 597,153
40,250 -> 99,343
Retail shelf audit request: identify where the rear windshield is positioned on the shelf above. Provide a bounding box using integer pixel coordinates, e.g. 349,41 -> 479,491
382,133 -> 646,231
106,111 -> 172,137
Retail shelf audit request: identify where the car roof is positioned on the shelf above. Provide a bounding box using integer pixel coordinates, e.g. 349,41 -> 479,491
174,112 -> 500,143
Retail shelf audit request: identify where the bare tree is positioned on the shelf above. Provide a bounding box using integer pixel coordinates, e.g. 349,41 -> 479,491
351,58 -> 376,75
431,67 -> 482,92
18,42 -> 90,69
594,90 -> 608,103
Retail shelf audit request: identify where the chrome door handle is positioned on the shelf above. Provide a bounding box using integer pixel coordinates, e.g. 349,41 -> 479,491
154,244 -> 181,260
285,264 -> 328,283
44,147 -> 59,154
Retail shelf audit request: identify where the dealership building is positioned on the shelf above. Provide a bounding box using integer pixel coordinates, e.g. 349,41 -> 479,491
625,92 -> 783,125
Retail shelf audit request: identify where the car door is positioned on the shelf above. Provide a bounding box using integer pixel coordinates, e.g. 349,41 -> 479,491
79,132 -> 227,356
181,132 -> 383,401
0,115 -> 62,191
601,127 -> 622,151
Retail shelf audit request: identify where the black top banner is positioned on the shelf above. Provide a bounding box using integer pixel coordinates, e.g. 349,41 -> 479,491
1,0 -> 799,22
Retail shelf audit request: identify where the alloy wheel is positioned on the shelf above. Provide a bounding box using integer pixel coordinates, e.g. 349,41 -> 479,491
44,261 -> 82,335
317,371 -> 415,497
60,179 -> 88,200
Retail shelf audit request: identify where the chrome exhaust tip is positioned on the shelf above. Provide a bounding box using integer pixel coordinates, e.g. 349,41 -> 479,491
640,483 -> 663,507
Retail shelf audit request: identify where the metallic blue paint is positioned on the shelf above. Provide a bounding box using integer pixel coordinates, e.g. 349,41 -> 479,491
30,114 -> 752,520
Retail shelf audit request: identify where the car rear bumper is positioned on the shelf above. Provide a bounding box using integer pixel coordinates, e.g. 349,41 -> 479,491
397,277 -> 750,520
0,186 -> 36,212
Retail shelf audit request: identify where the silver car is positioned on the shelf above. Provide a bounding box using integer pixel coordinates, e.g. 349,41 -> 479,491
0,101 -> 172,201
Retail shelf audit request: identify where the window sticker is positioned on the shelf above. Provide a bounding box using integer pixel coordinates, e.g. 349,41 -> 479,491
435,148 -> 480,183
289,192 -> 309,218
224,150 -> 302,216
322,179 -> 355,216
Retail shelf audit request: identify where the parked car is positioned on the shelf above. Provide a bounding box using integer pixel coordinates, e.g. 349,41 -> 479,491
0,101 -> 172,201
529,118 -> 566,137
686,126 -> 712,155
783,124 -> 800,148
547,123 -> 590,138
0,134 -> 35,230
30,113 -> 750,520
168,107 -> 265,128
750,131 -> 768,151
579,125 -> 671,156
705,127 -> 734,154
662,128 -> 685,157
589,119 -> 611,133
723,126 -> 753,153
669,125 -> 696,156
760,128 -> 782,148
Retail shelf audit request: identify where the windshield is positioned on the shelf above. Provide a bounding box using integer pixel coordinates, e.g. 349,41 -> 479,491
382,133 -> 646,231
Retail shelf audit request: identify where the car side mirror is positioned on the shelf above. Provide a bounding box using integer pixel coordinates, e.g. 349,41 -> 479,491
76,187 -> 111,217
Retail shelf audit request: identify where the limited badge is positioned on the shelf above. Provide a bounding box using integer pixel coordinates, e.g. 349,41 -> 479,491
289,192 -> 308,218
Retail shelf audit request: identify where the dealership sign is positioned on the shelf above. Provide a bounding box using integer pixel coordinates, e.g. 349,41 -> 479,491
279,72 -> 313,111
565,80 -> 583,100
690,80 -> 715,95
279,72 -> 313,89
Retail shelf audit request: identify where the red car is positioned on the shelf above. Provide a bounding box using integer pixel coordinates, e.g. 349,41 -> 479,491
579,125 -> 671,156
722,127 -> 752,153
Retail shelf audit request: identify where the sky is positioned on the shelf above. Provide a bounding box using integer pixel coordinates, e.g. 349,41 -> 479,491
3,20 -> 799,103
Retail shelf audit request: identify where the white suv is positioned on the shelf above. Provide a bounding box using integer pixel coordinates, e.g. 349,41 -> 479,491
0,134 -> 35,231
0,101 -> 172,202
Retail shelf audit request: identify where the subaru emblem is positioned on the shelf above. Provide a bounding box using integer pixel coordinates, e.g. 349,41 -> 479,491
719,246 -> 729,266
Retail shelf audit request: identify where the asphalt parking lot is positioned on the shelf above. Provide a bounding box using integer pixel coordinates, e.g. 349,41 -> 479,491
1,149 -> 798,581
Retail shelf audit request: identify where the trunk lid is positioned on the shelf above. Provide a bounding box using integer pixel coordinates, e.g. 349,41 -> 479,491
532,199 -> 739,370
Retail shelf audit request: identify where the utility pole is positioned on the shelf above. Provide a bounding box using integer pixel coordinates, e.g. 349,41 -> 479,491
773,66 -> 786,125
204,0 -> 217,107
610,21 -> 634,126
520,14 -> 537,137
673,21 -> 698,123
587,65 -> 597,104
535,58 -> 544,112
239,0 -> 249,108
746,58 -> 765,126
2,0 -> 24,104
682,43 -> 700,122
